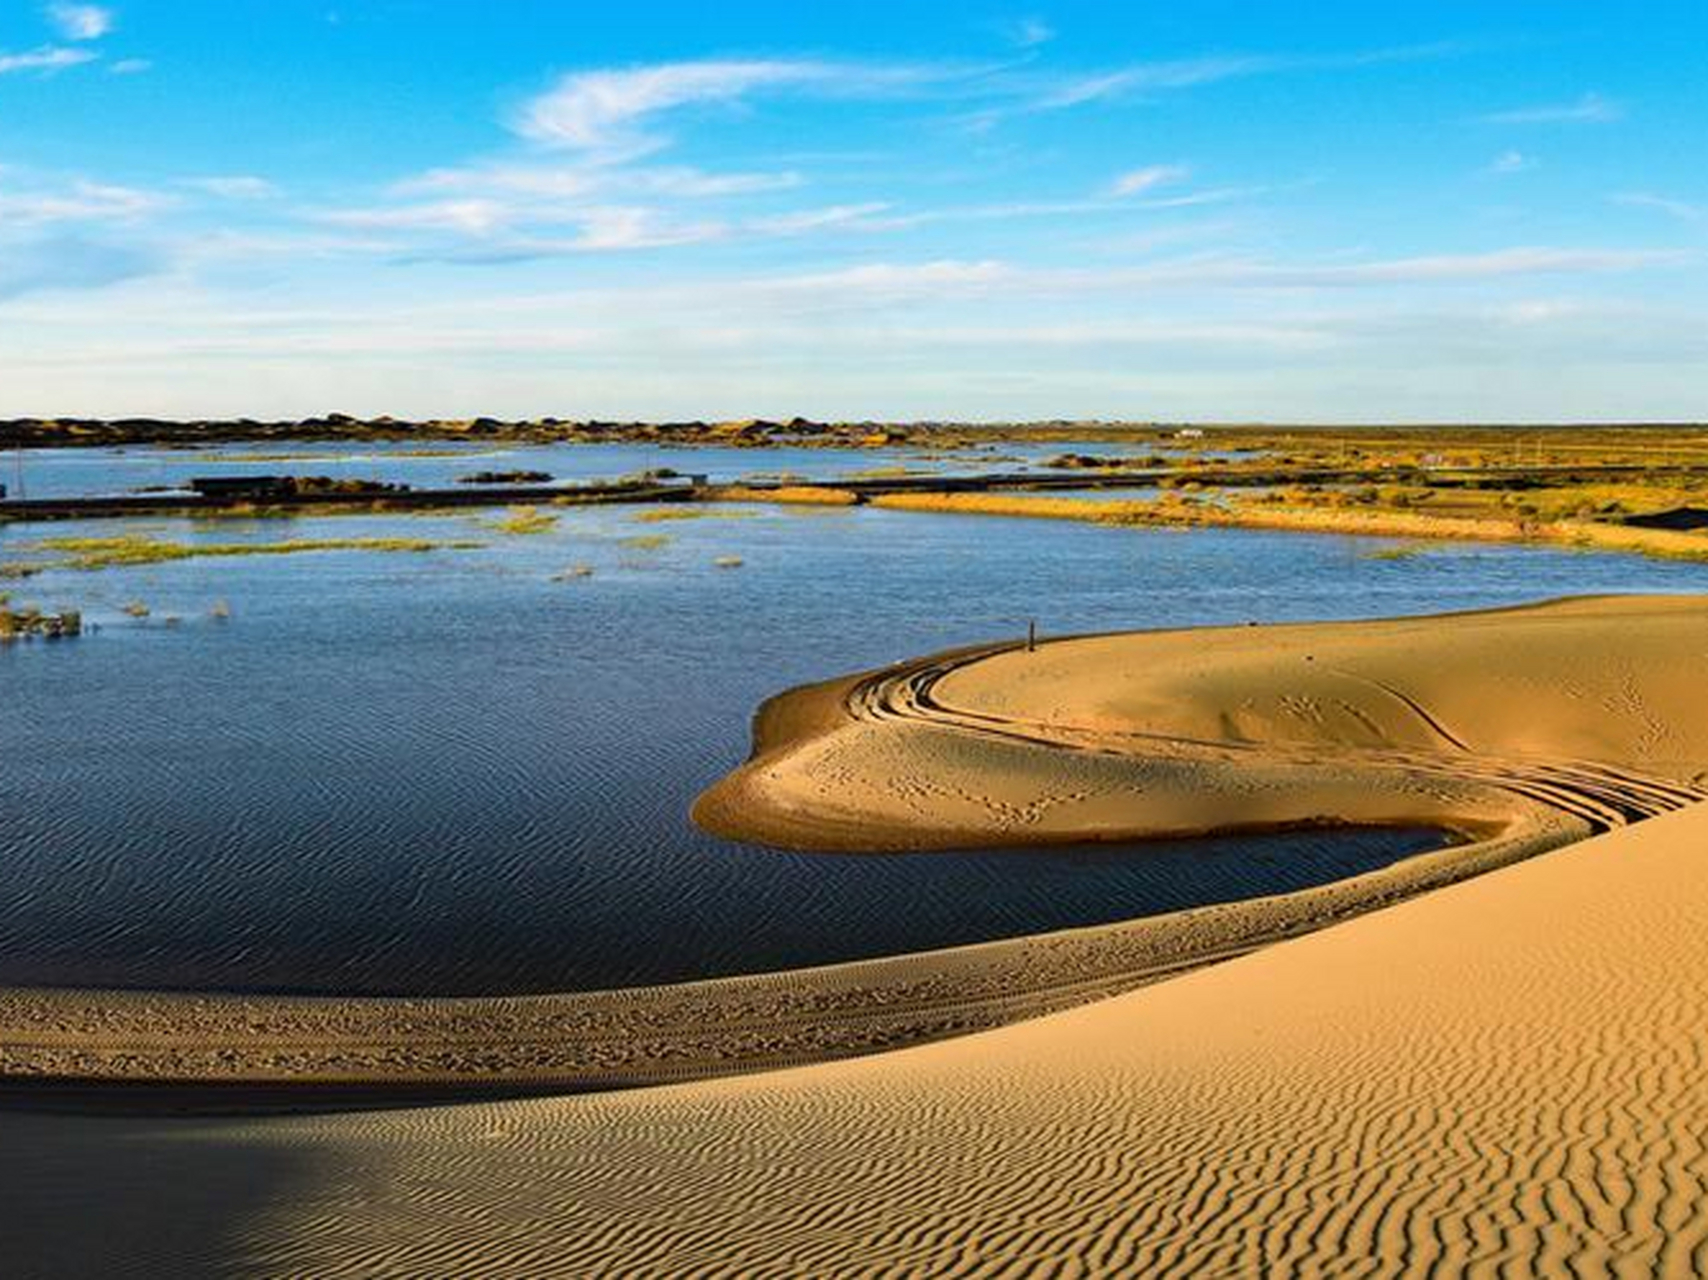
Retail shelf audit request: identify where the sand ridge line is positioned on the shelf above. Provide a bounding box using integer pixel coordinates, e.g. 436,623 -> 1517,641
12,802 -> 1708,1275
847,636 -> 1705,832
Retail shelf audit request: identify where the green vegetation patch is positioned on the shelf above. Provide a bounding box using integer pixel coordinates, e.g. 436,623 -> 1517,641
28,533 -> 475,570
488,505 -> 560,535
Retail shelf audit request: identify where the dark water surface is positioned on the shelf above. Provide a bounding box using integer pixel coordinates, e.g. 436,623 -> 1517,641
4,435 -> 1095,500
6,459 -> 1708,996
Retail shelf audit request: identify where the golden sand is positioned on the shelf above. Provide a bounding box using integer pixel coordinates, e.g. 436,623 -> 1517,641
698,594 -> 1708,852
8,764 -> 1708,1274
6,596 -> 1708,1273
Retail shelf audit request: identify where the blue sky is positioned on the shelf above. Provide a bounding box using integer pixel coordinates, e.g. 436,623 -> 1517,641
2,1 -> 1705,421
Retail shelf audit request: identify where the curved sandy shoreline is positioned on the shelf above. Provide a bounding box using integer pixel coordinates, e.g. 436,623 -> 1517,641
696,595 -> 1708,853
11,710 -> 1708,1272
5,595 -> 1705,1098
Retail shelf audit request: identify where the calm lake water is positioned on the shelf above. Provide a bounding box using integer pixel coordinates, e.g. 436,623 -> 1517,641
2,436 -> 1130,500
5,442 -> 1707,996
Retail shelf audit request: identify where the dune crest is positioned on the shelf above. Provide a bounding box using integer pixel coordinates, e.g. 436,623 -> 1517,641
10,749 -> 1708,1275
696,594 -> 1708,852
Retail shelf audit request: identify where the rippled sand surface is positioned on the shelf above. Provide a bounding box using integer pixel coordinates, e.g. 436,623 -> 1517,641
7,794 -> 1707,1277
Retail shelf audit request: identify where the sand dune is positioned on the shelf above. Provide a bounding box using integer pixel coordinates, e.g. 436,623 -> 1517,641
7,595 -> 1708,1275
17,599 -> 1702,1092
8,777 -> 1708,1275
697,594 -> 1708,853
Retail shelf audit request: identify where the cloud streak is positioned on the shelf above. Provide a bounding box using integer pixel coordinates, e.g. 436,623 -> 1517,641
182,175 -> 281,200
46,4 -> 114,40
1038,43 -> 1459,111
1111,164 -> 1190,197
1480,92 -> 1621,125
1487,149 -> 1535,174
1613,192 -> 1703,223
0,178 -> 169,224
0,45 -> 96,73
516,60 -> 833,155
996,18 -> 1055,49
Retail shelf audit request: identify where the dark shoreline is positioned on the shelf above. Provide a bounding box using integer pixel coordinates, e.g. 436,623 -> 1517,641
6,416 -> 1705,454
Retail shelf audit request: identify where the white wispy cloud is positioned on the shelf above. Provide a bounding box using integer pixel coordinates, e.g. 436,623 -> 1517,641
1110,164 -> 1189,197
1041,56 -> 1270,108
515,59 -> 831,155
310,169 -> 1264,258
182,175 -> 281,200
318,197 -> 729,256
1134,185 -> 1266,210
997,17 -> 1055,49
0,178 -> 168,224
568,205 -> 725,251
46,4 -> 114,40
514,57 -> 986,156
1480,92 -> 1621,125
319,199 -> 514,235
1487,149 -> 1535,174
398,161 -> 799,200
0,45 -> 96,74
109,57 -> 149,74
748,202 -> 894,235
1222,246 -> 1685,287
1613,192 -> 1703,223
1038,43 -> 1457,111
735,245 -> 1687,303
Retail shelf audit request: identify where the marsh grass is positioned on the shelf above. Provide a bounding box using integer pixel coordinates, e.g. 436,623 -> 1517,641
869,493 -> 1158,523
31,533 -> 473,570
706,485 -> 861,506
630,507 -> 755,523
619,533 -> 672,551
0,603 -> 81,641
868,490 -> 1708,563
489,506 -> 559,535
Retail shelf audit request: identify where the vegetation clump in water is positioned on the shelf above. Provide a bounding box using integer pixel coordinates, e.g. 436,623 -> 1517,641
0,597 -> 81,642
490,506 -> 559,535
457,469 -> 553,485
28,533 -> 472,570
631,506 -> 754,523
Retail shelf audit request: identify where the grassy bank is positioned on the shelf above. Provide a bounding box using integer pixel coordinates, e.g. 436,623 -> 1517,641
867,492 -> 1708,562
22,533 -> 477,571
706,485 -> 862,506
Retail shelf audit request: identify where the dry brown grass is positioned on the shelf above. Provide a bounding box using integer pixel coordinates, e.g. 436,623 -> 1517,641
489,506 -> 559,535
30,534 -> 473,570
706,485 -> 861,506
866,490 -> 1708,562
